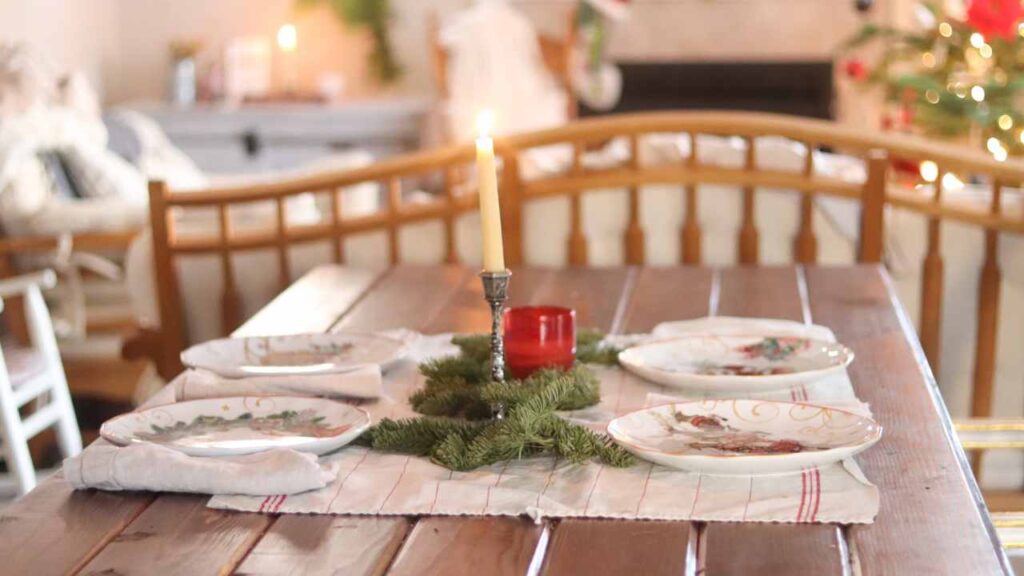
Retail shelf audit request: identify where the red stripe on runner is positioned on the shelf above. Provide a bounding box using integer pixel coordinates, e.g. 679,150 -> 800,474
428,470 -> 454,515
811,468 -> 822,521
377,456 -> 412,514
325,449 -> 371,512
796,469 -> 807,522
633,462 -> 655,517
689,474 -> 703,517
582,465 -> 606,515
272,495 -> 287,513
741,477 -> 754,521
535,458 -> 559,509
482,461 -> 509,514
258,495 -> 271,513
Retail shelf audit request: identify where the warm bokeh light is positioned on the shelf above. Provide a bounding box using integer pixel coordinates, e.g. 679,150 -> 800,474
987,137 -> 1008,162
919,160 -> 939,182
277,24 -> 297,52
942,172 -> 964,192
939,22 -> 953,37
476,109 -> 495,138
971,85 -> 985,102
999,115 -> 1014,131
970,32 -> 985,48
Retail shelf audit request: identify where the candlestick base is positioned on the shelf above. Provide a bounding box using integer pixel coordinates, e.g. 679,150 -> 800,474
479,269 -> 511,385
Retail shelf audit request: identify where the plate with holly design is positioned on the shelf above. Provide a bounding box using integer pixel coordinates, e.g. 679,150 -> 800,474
182,333 -> 406,379
101,396 -> 370,457
618,335 -> 853,392
607,399 -> 881,474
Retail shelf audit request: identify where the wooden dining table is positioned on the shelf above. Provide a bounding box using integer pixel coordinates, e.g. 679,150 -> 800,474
0,264 -> 1010,575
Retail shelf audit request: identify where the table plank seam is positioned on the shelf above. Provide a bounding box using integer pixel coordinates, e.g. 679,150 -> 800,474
838,525 -> 855,576
608,266 -> 639,335
799,265 -> 854,575
525,521 -> 552,576
708,269 -> 721,316
223,514 -> 279,574
796,264 -> 812,325
67,493 -> 158,576
326,266 -> 396,333
419,268 -> 478,333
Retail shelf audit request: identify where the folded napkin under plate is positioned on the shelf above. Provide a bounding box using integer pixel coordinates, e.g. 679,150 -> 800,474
65,340 -> 391,497
65,442 -> 338,496
174,364 -> 383,402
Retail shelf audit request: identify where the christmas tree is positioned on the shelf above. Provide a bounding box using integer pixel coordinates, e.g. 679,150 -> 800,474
846,0 -> 1024,160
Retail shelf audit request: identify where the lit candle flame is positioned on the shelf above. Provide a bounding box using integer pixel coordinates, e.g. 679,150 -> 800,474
277,24 -> 297,52
476,110 -> 495,139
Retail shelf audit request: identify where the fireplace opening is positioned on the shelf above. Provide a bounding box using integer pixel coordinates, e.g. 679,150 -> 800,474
580,61 -> 834,120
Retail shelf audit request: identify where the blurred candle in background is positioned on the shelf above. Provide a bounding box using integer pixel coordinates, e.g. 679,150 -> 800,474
277,23 -> 298,93
475,110 -> 505,271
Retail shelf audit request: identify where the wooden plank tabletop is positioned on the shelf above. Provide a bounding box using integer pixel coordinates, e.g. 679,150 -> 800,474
0,265 -> 1008,575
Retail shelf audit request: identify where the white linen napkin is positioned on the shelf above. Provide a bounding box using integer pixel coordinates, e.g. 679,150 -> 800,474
173,365 -> 383,402
64,443 -> 338,496
652,316 -> 836,342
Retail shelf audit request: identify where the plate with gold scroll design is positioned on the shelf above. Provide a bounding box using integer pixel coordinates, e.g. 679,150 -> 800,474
100,396 -> 370,457
182,333 -> 406,379
618,335 -> 853,392
607,399 -> 881,474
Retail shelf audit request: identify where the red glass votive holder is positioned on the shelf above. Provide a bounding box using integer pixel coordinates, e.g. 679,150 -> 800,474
502,306 -> 576,380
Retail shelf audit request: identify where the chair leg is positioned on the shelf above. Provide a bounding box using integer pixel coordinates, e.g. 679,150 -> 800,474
51,371 -> 82,457
0,376 -> 36,495
24,286 -> 82,457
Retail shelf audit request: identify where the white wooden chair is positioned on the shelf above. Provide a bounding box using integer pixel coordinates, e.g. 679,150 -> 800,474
0,270 -> 82,495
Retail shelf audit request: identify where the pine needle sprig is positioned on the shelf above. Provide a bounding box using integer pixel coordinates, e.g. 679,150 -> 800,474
357,330 -> 636,471
576,329 -> 622,366
357,417 -> 487,456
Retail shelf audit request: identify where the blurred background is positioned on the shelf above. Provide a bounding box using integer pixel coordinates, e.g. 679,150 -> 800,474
2,0 -> 1023,512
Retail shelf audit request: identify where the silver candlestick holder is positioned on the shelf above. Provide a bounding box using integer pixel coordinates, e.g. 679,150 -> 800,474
479,269 -> 511,383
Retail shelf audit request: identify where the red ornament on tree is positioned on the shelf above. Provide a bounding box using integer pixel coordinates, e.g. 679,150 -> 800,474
844,59 -> 869,81
967,0 -> 1024,40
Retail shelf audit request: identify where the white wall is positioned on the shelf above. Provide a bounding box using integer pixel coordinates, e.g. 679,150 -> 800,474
8,0 -> 903,124
0,0 -> 119,99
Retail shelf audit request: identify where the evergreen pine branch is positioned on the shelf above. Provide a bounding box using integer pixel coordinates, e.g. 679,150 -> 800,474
358,329 -> 636,471
359,417 -> 487,456
576,329 -> 621,366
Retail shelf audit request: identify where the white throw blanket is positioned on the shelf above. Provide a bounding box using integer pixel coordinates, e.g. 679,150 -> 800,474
440,0 -> 568,143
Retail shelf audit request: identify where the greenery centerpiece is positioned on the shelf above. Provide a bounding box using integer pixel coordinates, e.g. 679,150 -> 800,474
357,331 -> 635,471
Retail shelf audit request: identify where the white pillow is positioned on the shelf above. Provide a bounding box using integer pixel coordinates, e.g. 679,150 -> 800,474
0,152 -> 51,235
61,141 -> 147,206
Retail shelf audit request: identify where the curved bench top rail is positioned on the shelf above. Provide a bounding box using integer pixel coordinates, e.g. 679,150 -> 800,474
155,111 -> 1024,256
502,111 -> 1024,181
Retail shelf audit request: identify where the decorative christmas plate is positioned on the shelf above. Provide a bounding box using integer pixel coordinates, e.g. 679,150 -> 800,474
607,399 -> 881,474
181,333 -> 406,378
618,335 -> 853,392
101,396 -> 371,457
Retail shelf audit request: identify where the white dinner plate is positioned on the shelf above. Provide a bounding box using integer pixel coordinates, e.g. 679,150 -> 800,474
181,333 -> 406,378
618,334 -> 853,393
101,396 -> 371,457
607,399 -> 881,475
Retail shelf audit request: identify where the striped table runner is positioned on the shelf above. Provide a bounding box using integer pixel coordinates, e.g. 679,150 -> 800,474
209,320 -> 879,524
